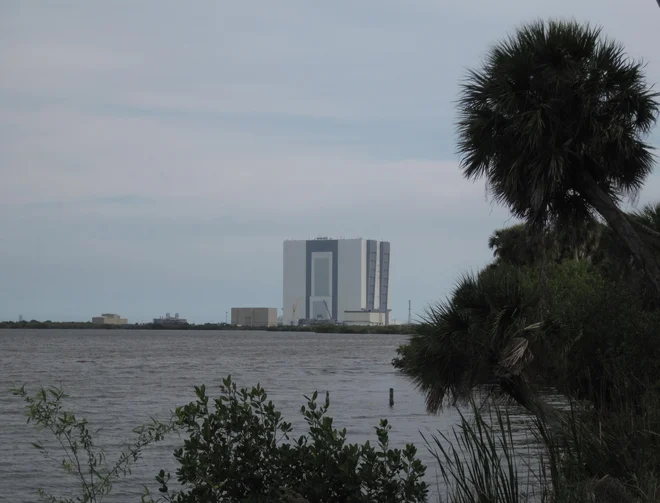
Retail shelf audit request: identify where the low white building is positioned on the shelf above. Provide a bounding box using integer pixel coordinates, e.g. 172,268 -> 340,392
343,310 -> 388,326
92,313 -> 128,325
153,313 -> 188,325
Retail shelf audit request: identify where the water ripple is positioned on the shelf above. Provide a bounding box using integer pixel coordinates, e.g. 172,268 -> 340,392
0,329 -> 548,502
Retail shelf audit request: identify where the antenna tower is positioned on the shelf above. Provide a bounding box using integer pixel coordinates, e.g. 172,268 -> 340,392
408,300 -> 412,325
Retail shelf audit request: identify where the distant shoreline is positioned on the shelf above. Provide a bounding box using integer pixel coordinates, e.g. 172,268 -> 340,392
0,321 -> 414,335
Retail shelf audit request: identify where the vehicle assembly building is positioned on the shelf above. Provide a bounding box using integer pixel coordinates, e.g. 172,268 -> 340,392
282,237 -> 391,325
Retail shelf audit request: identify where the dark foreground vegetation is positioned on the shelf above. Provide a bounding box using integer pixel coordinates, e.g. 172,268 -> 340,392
10,19 -> 660,503
394,18 -> 660,503
13,378 -> 429,503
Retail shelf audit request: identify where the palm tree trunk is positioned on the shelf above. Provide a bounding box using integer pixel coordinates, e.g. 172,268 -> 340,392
582,176 -> 660,297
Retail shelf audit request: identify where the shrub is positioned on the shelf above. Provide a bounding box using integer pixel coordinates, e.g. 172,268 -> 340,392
143,376 -> 428,503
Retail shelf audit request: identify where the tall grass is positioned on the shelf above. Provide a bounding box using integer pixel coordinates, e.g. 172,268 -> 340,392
424,402 -> 538,503
421,396 -> 660,503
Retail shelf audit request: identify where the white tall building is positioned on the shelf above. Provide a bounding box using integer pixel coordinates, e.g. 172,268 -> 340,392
283,238 -> 391,325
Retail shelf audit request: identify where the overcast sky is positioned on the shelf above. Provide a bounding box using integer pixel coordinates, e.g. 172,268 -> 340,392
1,1 -> 659,323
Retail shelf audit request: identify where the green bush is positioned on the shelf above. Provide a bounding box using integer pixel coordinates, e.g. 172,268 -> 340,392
14,379 -> 427,503
540,260 -> 660,409
144,376 -> 428,503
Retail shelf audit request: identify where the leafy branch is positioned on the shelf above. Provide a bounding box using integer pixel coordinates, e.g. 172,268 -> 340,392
12,385 -> 178,503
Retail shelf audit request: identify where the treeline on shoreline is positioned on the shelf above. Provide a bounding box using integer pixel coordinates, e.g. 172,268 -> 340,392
0,320 -> 413,335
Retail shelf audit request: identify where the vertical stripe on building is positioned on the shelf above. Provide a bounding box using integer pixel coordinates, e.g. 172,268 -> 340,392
306,239 -> 339,321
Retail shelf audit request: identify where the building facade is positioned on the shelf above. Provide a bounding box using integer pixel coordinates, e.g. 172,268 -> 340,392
283,238 -> 390,325
92,313 -> 128,325
343,310 -> 388,326
231,307 -> 278,327
153,313 -> 188,325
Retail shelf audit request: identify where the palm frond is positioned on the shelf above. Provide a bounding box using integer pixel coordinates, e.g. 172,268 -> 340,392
394,265 -> 550,413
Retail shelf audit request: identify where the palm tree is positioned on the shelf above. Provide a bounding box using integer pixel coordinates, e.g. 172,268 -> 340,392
393,265 -> 563,426
488,224 -> 541,266
552,217 -> 605,262
456,20 -> 660,295
489,221 -> 605,267
633,201 -> 660,233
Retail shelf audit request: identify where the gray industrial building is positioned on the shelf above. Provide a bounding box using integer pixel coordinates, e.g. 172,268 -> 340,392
153,313 -> 188,325
231,307 -> 278,327
92,313 -> 128,325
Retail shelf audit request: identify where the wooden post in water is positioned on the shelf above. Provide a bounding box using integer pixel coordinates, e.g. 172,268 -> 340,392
389,388 -> 394,407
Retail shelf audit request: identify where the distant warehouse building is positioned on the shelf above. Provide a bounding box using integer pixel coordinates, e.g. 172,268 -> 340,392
153,313 -> 188,326
92,313 -> 128,325
283,237 -> 391,325
231,307 -> 278,327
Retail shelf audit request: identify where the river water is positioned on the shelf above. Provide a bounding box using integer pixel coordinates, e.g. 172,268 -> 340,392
0,330 -> 547,502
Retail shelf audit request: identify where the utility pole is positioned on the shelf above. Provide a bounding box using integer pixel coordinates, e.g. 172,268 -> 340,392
408,300 -> 412,325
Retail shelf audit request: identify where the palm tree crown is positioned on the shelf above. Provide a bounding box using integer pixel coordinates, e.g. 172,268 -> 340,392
456,19 -> 658,228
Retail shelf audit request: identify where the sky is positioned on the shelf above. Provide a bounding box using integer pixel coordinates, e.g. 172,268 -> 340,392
1,1 -> 660,323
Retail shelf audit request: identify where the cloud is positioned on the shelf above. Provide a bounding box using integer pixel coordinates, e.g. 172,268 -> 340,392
1,0 -> 659,321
